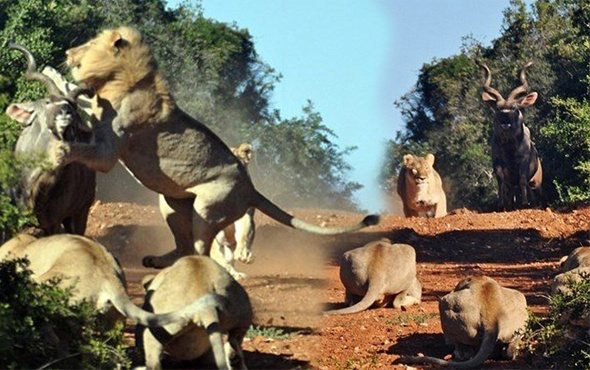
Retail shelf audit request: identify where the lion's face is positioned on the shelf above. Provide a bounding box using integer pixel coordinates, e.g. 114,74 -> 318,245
403,154 -> 436,189
232,143 -> 254,165
66,27 -> 144,87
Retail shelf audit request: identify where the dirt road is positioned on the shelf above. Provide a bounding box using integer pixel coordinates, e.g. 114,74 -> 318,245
86,202 -> 590,369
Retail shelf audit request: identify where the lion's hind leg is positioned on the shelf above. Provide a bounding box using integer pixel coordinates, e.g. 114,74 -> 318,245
143,196 -> 195,269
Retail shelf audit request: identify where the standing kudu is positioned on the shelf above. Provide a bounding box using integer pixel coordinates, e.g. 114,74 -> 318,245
479,61 -> 543,211
5,43 -> 96,235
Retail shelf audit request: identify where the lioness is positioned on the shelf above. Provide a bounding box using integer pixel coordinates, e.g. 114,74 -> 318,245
552,247 -> 590,328
210,143 -> 256,280
559,246 -> 590,272
137,256 -> 252,370
398,275 -> 528,369
325,238 -> 421,315
52,26 -> 378,269
0,234 -> 223,329
397,153 -> 447,218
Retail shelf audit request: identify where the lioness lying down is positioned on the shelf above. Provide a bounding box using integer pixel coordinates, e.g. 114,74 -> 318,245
552,247 -> 590,328
325,238 -> 421,315
398,275 -> 528,369
138,256 -> 253,370
49,26 -> 378,269
0,234 -> 222,328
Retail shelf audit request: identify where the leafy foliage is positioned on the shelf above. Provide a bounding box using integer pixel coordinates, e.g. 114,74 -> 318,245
0,0 -> 361,243
520,273 -> 590,369
383,0 -> 590,210
0,0 -> 362,238
0,258 -> 130,369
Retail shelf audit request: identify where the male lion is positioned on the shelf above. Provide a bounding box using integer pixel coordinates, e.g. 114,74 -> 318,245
397,153 -> 447,218
52,26 -> 378,269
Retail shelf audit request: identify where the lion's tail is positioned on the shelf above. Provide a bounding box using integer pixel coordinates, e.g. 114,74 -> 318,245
110,292 -> 225,328
251,190 -> 379,235
324,278 -> 384,315
396,329 -> 499,369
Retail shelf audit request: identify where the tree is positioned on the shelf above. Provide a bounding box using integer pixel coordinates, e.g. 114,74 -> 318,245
384,0 -> 590,209
0,0 -> 363,243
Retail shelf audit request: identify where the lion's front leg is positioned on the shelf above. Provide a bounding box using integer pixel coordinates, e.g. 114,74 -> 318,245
434,192 -> 447,218
210,237 -> 246,281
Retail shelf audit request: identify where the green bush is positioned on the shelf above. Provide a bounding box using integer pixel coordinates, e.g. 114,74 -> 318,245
0,258 -> 130,369
520,273 -> 590,369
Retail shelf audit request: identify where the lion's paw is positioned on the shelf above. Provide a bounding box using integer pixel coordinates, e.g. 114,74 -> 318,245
230,270 -> 247,281
48,140 -> 71,168
235,248 -> 254,264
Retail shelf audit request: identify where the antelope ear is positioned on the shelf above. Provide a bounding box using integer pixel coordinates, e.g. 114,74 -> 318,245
425,153 -> 435,167
403,154 -> 414,167
6,103 -> 35,126
518,92 -> 538,107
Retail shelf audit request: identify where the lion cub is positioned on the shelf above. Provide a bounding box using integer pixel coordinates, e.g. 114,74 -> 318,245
137,255 -> 253,370
398,275 -> 528,369
325,238 -> 421,315
397,153 -> 447,218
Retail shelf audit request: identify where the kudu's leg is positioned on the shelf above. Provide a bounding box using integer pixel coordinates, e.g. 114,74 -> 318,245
494,165 -> 506,211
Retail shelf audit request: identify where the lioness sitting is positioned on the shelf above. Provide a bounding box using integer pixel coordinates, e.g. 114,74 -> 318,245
398,275 -> 528,369
0,234 -> 223,329
397,153 -> 447,218
210,143 -> 256,280
325,238 -> 421,315
51,26 -> 378,269
137,255 -> 252,370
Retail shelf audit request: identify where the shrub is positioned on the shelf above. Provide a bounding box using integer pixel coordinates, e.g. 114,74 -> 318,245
0,257 -> 130,369
520,273 -> 590,369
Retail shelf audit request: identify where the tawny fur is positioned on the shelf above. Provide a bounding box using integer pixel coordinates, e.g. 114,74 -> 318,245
325,239 -> 421,315
137,256 -> 252,370
51,26 -> 378,270
0,234 -> 223,329
552,247 -> 590,328
397,153 -> 447,218
559,246 -> 590,272
210,143 -> 256,280
398,275 -> 528,369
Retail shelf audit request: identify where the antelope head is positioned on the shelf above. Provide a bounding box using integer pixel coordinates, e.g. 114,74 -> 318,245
479,61 -> 537,134
5,42 -> 94,141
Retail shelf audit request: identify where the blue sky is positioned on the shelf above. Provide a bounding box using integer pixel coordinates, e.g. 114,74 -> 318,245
169,0 -> 534,212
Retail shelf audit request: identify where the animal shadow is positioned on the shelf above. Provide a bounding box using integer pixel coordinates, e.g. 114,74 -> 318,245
387,332 -> 449,358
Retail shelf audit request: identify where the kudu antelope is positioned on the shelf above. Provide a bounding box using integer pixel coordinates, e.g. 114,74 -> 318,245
479,61 -> 543,210
5,43 -> 96,235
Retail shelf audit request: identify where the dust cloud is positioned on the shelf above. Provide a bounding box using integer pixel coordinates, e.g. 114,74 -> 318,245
96,162 -> 157,205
